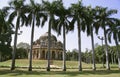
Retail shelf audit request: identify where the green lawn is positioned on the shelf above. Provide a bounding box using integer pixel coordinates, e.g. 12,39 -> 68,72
0,59 -> 120,77
0,59 -> 118,69
0,68 -> 120,77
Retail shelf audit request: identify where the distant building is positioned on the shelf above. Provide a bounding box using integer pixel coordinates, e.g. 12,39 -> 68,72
31,32 -> 63,60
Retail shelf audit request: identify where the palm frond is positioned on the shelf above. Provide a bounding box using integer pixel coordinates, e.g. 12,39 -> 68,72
41,15 -> 47,27
8,11 -> 17,23
106,9 -> 117,17
26,13 -> 32,26
108,31 -> 112,43
20,14 -> 27,27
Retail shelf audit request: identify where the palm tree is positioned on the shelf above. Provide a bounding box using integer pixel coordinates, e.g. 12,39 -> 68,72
107,22 -> 120,70
84,6 -> 98,71
42,0 -> 59,71
6,0 -> 27,70
26,0 -> 47,71
69,1 -> 87,71
96,7 -> 117,70
53,0 -> 71,71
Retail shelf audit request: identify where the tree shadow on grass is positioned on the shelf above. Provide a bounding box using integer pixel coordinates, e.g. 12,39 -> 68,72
0,69 -> 120,77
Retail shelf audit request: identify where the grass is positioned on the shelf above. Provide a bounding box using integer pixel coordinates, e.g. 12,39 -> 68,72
0,68 -> 120,77
0,59 -> 118,69
0,59 -> 120,77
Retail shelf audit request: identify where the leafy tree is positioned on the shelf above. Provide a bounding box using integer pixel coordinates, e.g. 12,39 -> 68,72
0,25 -> 13,62
71,50 -> 78,61
110,46 -> 119,64
66,49 -> 79,61
16,48 -> 28,59
16,42 -> 30,59
84,49 -> 92,64
0,9 -> 7,34
0,7 -> 13,62
17,42 -> 30,49
66,50 -> 72,60
94,45 -> 105,64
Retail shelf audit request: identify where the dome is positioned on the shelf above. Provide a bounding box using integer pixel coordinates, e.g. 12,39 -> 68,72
39,32 -> 57,41
33,32 -> 63,50
57,41 -> 63,48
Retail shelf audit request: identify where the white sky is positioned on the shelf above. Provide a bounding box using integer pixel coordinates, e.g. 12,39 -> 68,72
0,0 -> 120,52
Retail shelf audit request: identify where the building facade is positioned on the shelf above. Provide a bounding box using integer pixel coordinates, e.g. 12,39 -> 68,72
32,32 -> 63,60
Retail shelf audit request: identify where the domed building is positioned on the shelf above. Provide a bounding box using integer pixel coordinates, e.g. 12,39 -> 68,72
32,32 -> 63,60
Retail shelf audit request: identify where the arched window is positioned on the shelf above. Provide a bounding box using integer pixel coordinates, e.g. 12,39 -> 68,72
40,40 -> 45,46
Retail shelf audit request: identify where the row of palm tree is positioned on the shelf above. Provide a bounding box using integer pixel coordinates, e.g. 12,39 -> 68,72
1,0 -> 120,71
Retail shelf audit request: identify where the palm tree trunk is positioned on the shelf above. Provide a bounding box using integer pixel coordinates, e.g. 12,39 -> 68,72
103,27 -> 110,70
47,20 -> 51,71
111,53 -> 114,64
90,27 -> 96,71
63,25 -> 66,71
101,39 -> 105,68
28,15 -> 35,71
111,52 -> 113,64
115,39 -> 120,70
0,53 -> 1,62
77,23 -> 82,71
11,17 -> 19,70
114,54 -> 116,64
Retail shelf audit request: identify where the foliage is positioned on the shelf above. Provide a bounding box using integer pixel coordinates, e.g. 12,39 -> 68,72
109,46 -> 120,64
17,42 -> 30,49
0,9 -> 7,34
66,45 -> 120,65
16,48 -> 28,59
0,26 -> 13,62
0,45 -> 12,62
66,50 -> 78,61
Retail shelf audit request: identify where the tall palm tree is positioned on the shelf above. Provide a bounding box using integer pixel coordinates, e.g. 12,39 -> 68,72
96,7 -> 117,70
53,0 -> 71,71
69,1 -> 87,71
26,0 -> 47,71
6,0 -> 27,70
42,0 -> 59,71
84,6 -> 99,71
107,22 -> 120,70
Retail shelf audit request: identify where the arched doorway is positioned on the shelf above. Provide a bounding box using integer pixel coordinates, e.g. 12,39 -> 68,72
41,50 -> 45,59
52,51 -> 55,59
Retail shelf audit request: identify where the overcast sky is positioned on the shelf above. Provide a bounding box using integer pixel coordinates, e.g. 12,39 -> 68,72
0,0 -> 120,51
